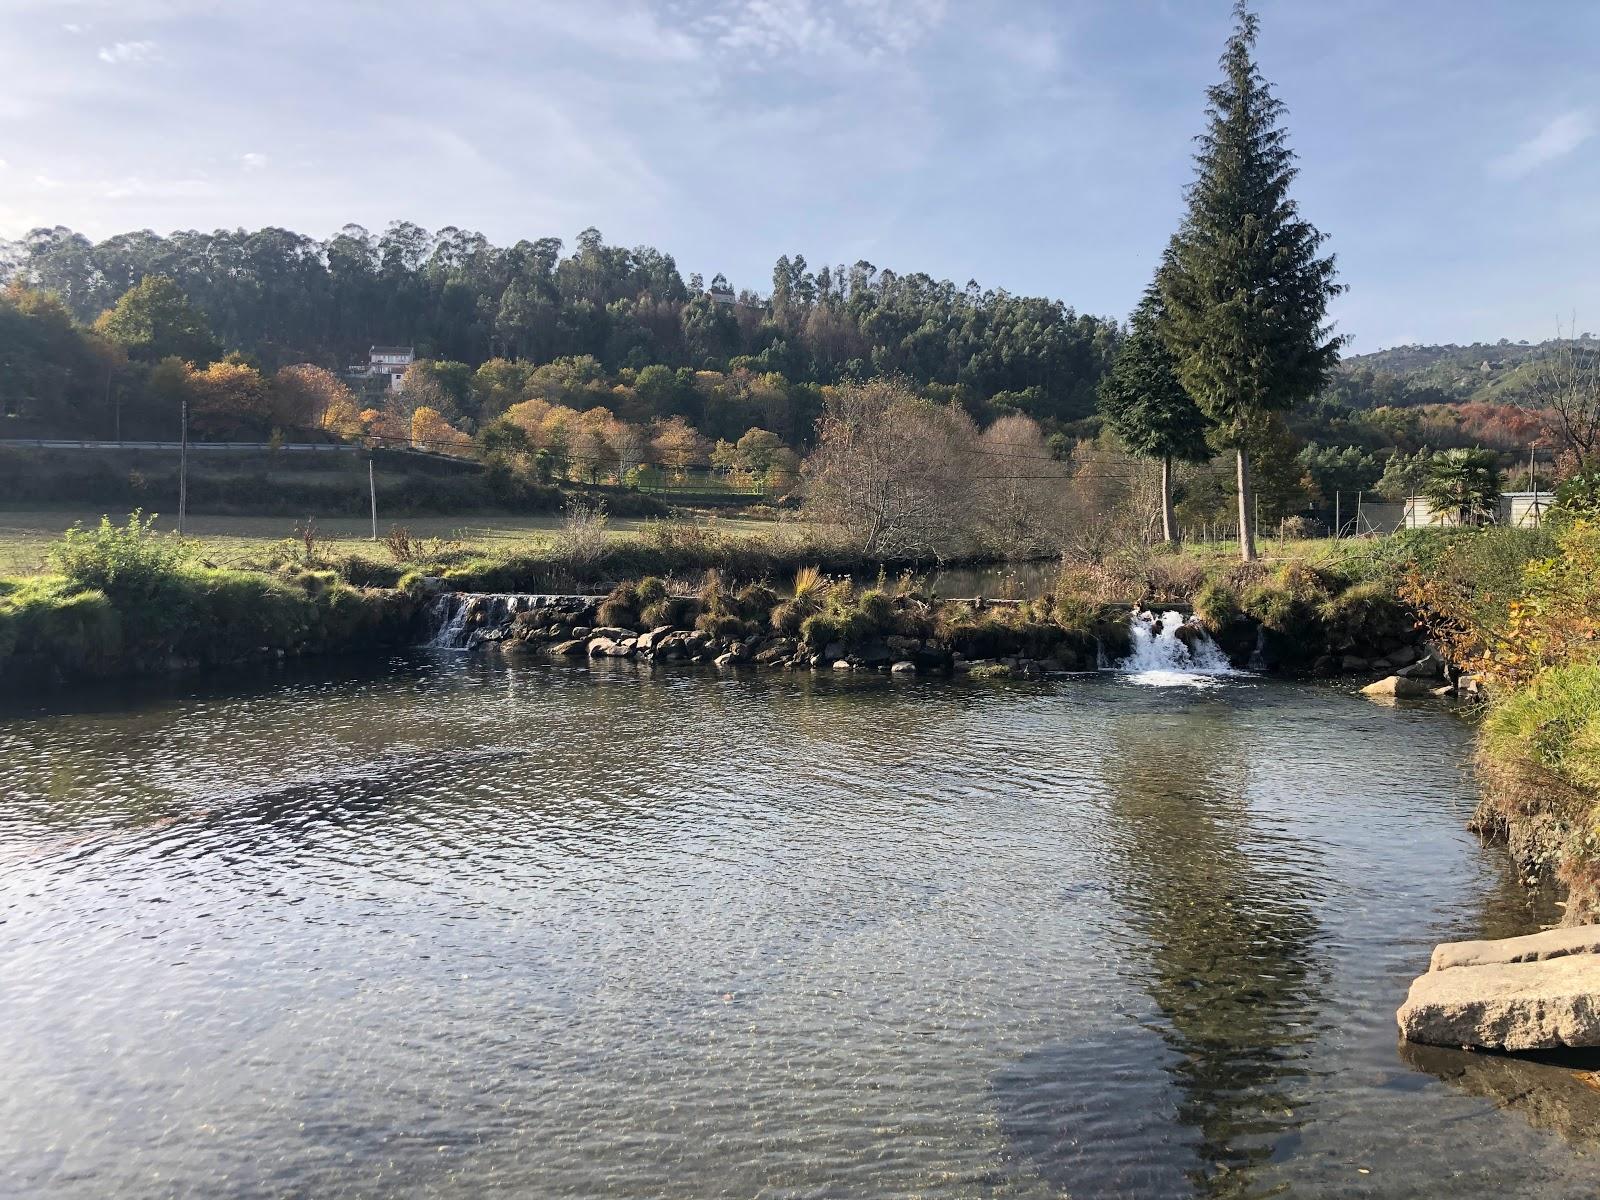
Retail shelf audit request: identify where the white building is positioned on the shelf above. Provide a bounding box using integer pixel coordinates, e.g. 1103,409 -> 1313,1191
346,345 -> 415,392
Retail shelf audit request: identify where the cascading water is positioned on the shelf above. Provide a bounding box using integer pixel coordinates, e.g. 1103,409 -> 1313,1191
1116,609 -> 1242,687
425,592 -> 593,650
425,594 -> 474,648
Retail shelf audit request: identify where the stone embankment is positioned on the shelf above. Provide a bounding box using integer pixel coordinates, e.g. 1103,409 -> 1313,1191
1398,926 -> 1600,1051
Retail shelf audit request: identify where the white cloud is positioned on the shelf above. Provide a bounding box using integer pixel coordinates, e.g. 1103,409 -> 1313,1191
240,151 -> 268,171
0,158 -> 8,170
688,0 -> 946,63
97,39 -> 158,65
1490,110 -> 1594,178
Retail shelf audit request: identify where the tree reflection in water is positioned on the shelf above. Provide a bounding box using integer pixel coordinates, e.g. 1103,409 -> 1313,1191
996,700 -> 1326,1199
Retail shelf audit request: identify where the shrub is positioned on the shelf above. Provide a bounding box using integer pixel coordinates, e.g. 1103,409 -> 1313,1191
696,611 -> 751,640
0,578 -> 123,677
49,511 -> 190,603
551,499 -> 610,571
1240,582 -> 1303,634
634,576 -> 669,609
1191,578 -> 1241,634
770,599 -> 807,635
641,596 -> 699,628
799,612 -> 843,651
1318,581 -> 1413,650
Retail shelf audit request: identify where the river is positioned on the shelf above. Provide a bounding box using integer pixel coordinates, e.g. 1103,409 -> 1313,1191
2,652 -> 1595,1198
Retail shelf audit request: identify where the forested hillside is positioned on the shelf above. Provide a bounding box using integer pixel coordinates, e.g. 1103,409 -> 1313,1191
1,223 -> 1118,427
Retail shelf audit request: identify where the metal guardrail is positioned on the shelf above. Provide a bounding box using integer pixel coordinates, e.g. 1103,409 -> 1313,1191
0,439 -> 358,452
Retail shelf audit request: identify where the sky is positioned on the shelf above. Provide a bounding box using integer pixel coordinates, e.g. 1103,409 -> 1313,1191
0,0 -> 1597,351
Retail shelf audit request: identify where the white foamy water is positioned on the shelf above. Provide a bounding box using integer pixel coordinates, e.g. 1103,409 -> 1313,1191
1117,609 -> 1243,687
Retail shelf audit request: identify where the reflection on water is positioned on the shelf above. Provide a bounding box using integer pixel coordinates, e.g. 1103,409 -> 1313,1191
0,656 -> 1591,1198
1398,1043 -> 1600,1151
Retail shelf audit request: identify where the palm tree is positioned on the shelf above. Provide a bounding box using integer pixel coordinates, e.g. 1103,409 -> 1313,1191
1422,448 -> 1501,526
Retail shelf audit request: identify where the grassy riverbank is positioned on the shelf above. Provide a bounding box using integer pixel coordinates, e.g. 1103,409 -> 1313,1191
0,508 -> 784,576
2,508 -> 1449,689
0,514 -> 419,687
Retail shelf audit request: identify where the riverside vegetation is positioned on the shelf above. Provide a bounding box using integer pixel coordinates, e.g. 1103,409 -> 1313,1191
1403,515 -> 1600,923
3,502 -> 1442,690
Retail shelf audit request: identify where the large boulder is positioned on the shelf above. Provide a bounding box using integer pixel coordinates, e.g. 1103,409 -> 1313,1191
1397,952 -> 1600,1050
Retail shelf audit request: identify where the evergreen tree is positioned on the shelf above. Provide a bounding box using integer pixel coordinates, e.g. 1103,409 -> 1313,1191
1158,2 -> 1343,561
1098,289 -> 1212,542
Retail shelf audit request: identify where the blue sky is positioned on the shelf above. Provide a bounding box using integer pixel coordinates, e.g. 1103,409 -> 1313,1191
1,0 -> 1596,350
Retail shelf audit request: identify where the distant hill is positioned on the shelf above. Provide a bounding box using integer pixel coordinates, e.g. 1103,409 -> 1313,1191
1331,335 -> 1597,409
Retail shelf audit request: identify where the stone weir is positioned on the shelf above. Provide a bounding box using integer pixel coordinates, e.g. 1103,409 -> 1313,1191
424,592 -> 607,650
420,590 -> 1112,677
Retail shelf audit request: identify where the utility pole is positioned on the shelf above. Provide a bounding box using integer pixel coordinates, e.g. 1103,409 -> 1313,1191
106,361 -> 118,443
369,457 -> 378,540
1528,445 -> 1543,527
178,396 -> 189,534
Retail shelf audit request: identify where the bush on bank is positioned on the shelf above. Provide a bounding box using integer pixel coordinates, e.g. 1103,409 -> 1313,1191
0,513 -> 417,687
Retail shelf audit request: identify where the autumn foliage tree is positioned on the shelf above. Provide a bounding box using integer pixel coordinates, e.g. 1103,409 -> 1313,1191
272,363 -> 362,437
409,406 -> 472,455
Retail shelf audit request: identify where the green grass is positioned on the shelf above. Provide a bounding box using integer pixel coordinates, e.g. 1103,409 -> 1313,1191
1483,664 -> 1600,795
0,509 -> 787,577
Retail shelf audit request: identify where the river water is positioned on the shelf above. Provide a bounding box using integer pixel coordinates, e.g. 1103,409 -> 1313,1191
2,653 -> 1595,1199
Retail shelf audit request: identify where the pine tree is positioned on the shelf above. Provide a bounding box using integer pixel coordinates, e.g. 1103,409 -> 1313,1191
1158,2 -> 1343,561
1097,288 -> 1212,543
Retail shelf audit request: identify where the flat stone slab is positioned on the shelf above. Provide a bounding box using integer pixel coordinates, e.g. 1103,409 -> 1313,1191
1430,926 -> 1600,972
1398,956 -> 1600,1050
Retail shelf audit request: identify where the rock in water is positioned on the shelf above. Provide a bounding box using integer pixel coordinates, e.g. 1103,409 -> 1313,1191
1361,674 -> 1436,700
1397,955 -> 1600,1050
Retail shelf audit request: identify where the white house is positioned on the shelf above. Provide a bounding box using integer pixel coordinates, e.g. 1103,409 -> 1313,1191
346,345 -> 415,392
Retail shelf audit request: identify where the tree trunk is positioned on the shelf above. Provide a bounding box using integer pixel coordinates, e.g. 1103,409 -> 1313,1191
1236,446 -> 1257,562
1160,455 -> 1177,544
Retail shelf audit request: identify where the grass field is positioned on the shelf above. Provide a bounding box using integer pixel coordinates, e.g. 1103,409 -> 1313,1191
0,509 -> 786,576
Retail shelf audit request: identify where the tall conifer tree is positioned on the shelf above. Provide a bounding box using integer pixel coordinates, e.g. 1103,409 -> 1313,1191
1159,2 -> 1343,561
1098,286 -> 1211,543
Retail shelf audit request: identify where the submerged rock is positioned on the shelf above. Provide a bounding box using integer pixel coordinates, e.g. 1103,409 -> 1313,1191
1399,1041 -> 1600,1151
1397,953 -> 1600,1050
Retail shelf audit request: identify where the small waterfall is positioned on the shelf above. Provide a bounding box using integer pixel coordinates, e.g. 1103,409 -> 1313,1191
424,592 -> 603,650
425,593 -> 472,648
1116,609 -> 1241,686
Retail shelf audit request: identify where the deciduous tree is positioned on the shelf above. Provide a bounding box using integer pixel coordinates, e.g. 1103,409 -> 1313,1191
92,275 -> 219,365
